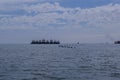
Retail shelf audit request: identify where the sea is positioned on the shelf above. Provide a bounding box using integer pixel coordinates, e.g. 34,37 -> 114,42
0,44 -> 120,80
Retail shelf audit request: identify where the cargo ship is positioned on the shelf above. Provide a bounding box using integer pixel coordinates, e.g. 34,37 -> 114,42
114,41 -> 120,44
31,39 -> 60,44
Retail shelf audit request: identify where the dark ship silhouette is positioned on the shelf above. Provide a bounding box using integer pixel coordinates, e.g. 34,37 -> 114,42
114,41 -> 120,44
31,39 -> 60,44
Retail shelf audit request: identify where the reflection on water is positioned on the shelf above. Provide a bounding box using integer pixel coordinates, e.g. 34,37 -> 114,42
0,44 -> 120,80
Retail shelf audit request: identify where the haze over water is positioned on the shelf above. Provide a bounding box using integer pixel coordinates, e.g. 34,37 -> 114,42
0,44 -> 120,80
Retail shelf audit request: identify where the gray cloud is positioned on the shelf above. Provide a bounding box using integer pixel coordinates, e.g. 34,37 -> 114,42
0,2 -> 120,43
0,3 -> 120,30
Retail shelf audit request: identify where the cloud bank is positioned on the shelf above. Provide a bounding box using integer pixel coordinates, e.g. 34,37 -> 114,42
0,3 -> 120,30
0,1 -> 120,43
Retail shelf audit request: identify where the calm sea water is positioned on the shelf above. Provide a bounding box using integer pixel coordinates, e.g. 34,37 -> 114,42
0,44 -> 120,80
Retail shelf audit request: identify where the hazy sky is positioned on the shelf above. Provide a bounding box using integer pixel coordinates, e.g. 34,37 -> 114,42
0,0 -> 120,43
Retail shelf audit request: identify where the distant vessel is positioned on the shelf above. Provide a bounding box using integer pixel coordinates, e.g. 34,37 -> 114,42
31,39 -> 60,44
114,41 -> 120,44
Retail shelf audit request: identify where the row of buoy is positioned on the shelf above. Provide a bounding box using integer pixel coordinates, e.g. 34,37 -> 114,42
58,44 -> 76,48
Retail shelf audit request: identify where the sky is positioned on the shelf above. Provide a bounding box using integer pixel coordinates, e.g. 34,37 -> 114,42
0,0 -> 120,43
